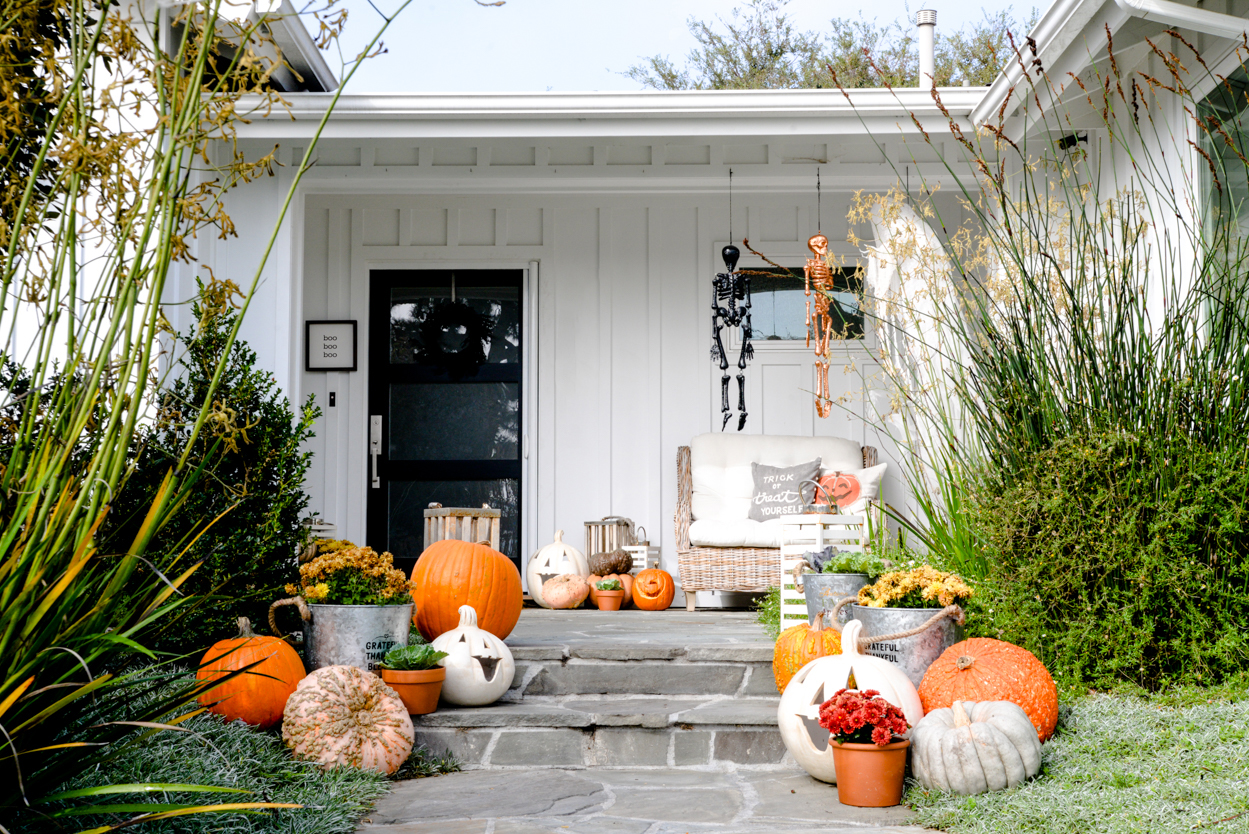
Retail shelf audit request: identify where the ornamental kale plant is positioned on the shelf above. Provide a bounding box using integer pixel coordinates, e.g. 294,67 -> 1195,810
818,688 -> 910,746
381,644 -> 448,672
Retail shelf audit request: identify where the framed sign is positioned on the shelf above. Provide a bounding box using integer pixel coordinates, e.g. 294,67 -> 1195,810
306,320 -> 357,371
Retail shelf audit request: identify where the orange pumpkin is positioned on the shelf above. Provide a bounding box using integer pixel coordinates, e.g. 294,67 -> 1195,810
631,568 -> 675,611
772,611 -> 842,693
918,638 -> 1058,742
410,539 -> 523,641
196,617 -> 306,730
588,573 -> 634,607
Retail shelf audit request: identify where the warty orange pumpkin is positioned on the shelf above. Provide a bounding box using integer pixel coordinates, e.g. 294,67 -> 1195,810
410,539 -> 523,641
631,568 -> 675,610
196,617 -> 305,730
772,611 -> 842,693
918,638 -> 1058,742
283,665 -> 414,775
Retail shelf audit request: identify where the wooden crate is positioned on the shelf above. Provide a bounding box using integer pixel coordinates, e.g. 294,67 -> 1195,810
584,516 -> 636,557
423,503 -> 501,552
779,513 -> 867,629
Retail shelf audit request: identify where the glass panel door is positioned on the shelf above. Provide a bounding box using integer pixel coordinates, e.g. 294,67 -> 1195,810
367,270 -> 524,573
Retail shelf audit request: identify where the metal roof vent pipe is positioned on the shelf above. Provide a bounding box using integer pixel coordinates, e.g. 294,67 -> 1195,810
917,9 -> 937,90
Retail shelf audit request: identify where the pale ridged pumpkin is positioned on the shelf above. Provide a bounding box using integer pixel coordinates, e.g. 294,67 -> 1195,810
773,611 -> 842,694
912,700 -> 1043,794
632,568 -> 675,610
542,574 -> 590,609
918,638 -> 1058,742
282,665 -> 414,775
587,573 -> 634,607
196,617 -> 305,730
411,539 -> 523,641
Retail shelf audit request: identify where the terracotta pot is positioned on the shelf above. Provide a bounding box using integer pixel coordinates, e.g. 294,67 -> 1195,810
594,589 -> 625,611
380,667 -> 446,715
830,739 -> 910,807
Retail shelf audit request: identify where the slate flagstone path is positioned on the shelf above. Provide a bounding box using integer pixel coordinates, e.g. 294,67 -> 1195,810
357,767 -> 934,833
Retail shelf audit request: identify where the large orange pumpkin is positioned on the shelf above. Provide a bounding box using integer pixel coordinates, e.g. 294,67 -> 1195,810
918,638 -> 1058,742
631,568 -> 675,611
196,617 -> 306,730
410,539 -> 523,641
772,611 -> 842,693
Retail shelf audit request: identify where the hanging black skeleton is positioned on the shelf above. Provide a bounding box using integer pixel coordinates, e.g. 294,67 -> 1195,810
710,244 -> 754,431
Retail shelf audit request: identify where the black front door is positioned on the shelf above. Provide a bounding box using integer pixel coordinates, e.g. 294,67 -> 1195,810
367,269 -> 523,572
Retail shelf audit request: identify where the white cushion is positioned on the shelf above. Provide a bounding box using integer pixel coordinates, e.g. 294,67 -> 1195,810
688,517 -> 787,548
689,433 -> 863,523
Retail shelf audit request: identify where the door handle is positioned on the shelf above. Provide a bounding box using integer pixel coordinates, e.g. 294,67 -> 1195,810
369,415 -> 382,489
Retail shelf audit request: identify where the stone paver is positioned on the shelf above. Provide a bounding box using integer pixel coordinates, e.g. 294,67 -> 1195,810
359,768 -> 935,834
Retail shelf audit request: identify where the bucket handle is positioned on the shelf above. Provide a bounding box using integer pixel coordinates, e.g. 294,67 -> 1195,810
269,595 -> 311,640
790,558 -> 813,593
828,595 -> 965,650
798,478 -> 839,514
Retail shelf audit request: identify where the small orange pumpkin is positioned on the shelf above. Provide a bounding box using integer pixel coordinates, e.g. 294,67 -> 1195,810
918,638 -> 1058,742
411,539 -> 523,641
772,611 -> 842,693
196,617 -> 306,730
588,573 -> 634,607
631,568 -> 675,611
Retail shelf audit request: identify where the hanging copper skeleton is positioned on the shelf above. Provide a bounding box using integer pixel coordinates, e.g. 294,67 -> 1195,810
710,243 -> 753,431
805,233 -> 834,418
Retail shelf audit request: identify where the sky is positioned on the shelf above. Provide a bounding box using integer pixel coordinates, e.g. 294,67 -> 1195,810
319,0 -> 1028,94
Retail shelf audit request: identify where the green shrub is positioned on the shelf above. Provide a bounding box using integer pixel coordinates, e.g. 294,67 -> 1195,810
754,585 -> 782,641
970,431 -> 1249,690
105,292 -> 319,654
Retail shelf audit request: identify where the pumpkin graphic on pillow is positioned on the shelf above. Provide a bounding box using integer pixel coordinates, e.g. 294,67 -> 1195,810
815,473 -> 861,509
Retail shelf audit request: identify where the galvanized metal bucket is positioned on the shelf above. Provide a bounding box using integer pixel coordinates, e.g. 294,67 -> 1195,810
304,603 -> 413,673
850,604 -> 963,688
802,573 -> 870,626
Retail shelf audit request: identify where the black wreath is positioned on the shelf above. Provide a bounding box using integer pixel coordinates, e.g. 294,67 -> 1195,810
415,299 -> 496,378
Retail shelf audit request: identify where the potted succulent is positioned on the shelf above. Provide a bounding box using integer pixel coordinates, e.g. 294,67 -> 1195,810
379,641 -> 449,715
797,546 -> 891,626
270,541 -> 414,672
591,578 -> 626,611
850,566 -> 973,687
818,688 -> 911,807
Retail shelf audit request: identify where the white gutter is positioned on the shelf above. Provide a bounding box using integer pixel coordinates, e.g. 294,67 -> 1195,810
1112,0 -> 1249,39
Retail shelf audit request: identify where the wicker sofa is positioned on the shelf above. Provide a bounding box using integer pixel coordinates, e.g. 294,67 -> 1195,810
674,433 -> 878,611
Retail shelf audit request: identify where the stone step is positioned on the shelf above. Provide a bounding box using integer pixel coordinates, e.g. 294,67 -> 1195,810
411,695 -> 789,770
507,644 -> 778,699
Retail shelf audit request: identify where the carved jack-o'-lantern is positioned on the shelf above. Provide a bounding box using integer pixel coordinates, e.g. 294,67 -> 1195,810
430,605 -> 516,706
526,530 -> 590,609
776,620 -> 923,783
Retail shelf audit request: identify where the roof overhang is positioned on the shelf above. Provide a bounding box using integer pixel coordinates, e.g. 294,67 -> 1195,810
235,86 -> 987,141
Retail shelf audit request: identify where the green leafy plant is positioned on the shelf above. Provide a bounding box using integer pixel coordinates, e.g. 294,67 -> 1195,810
594,578 -> 623,591
380,644 -> 448,672
104,292 -> 319,654
754,585 -> 783,641
804,547 -> 891,577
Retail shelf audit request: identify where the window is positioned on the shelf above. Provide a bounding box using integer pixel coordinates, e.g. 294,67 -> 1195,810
1199,68 -> 1249,242
744,267 -> 864,342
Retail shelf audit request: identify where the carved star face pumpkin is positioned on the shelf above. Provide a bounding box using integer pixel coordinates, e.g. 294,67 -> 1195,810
430,605 -> 516,706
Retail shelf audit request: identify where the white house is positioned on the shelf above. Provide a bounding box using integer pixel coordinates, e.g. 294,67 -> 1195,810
187,0 -> 1249,602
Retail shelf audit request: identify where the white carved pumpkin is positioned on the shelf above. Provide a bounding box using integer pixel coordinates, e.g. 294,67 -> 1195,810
912,700 -> 1043,795
777,619 -> 923,783
430,605 -> 516,705
526,530 -> 589,609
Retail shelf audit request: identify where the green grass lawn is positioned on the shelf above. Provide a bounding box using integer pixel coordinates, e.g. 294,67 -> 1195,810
907,686 -> 1249,834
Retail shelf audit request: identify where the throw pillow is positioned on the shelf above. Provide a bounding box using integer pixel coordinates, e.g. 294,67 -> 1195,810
811,462 -> 887,514
748,458 -> 822,522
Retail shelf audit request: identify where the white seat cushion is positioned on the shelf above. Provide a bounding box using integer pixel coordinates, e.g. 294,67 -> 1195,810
689,433 -> 863,524
688,517 -> 787,548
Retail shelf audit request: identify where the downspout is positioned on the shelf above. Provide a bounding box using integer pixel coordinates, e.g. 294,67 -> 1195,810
917,9 -> 937,89
1113,0 -> 1249,39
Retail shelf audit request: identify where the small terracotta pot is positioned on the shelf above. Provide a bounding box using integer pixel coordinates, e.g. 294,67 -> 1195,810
594,589 -> 625,611
830,739 -> 910,807
381,667 -> 446,715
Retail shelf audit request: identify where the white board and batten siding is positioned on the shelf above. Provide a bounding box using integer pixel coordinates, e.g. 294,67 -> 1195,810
195,119 -> 975,600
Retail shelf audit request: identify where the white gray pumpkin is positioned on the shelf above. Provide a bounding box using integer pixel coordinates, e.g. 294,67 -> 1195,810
430,605 -> 516,706
526,530 -> 589,609
912,700 -> 1043,795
